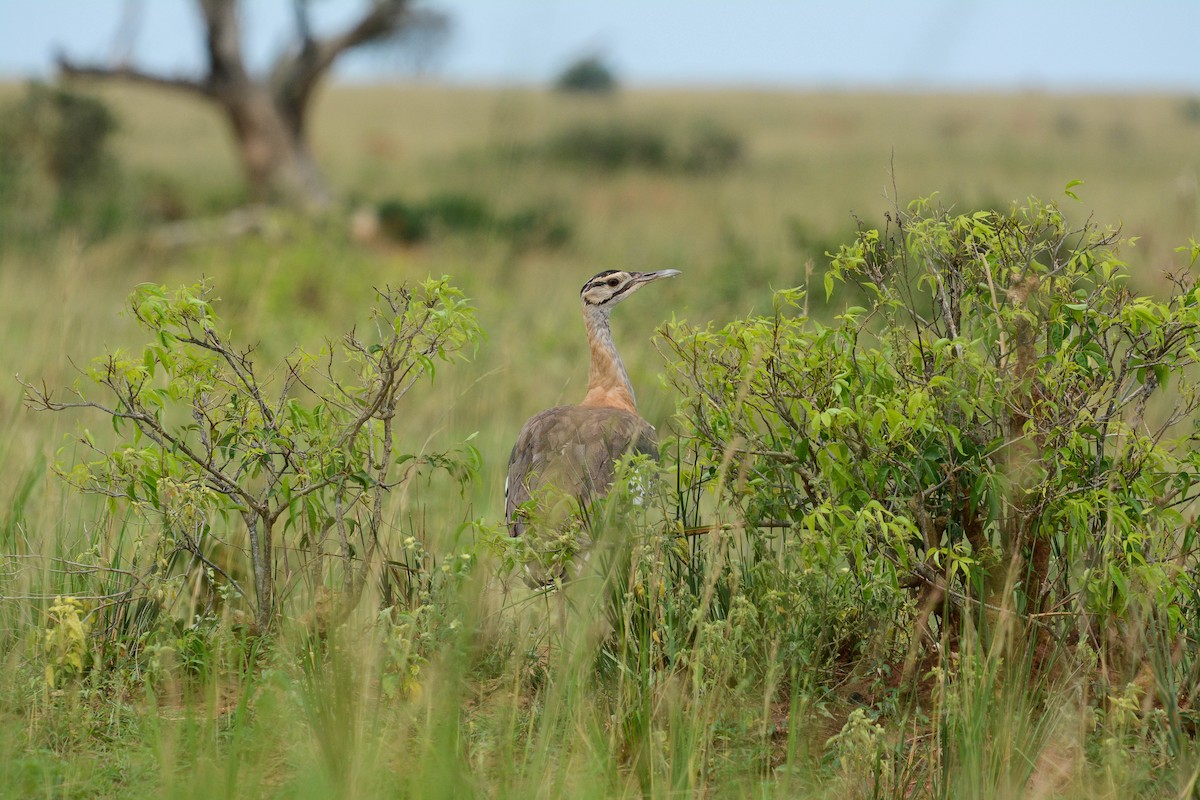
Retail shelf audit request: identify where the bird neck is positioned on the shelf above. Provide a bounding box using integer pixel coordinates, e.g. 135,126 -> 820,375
580,304 -> 637,413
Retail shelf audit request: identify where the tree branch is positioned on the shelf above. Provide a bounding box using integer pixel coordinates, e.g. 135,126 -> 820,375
317,0 -> 414,63
57,0 -> 247,97
56,52 -> 213,98
270,0 -> 412,122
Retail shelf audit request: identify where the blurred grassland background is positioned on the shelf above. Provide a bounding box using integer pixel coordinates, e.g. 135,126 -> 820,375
4,83 -> 1199,500
2,79 -> 1200,798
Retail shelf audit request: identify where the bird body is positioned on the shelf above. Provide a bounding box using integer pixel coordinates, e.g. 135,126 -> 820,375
504,405 -> 657,538
505,269 -> 680,586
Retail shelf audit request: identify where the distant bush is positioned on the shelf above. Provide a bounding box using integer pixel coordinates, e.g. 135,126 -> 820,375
546,123 -> 669,170
3,82 -> 116,188
544,119 -> 744,174
375,191 -> 573,249
0,82 -> 125,243
1178,97 -> 1200,125
554,56 -> 618,94
377,198 -> 431,243
423,192 -> 492,233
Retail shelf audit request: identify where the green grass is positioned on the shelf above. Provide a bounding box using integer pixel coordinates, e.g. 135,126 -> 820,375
1,83 -> 1199,797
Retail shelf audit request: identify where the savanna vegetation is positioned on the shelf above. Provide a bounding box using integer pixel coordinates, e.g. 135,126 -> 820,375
2,81 -> 1200,798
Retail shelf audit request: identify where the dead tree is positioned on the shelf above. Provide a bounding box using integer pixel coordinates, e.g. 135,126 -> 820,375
57,0 -> 442,212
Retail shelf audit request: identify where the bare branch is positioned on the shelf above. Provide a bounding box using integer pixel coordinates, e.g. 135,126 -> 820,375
315,0 -> 414,63
270,0 -> 412,120
179,538 -> 248,600
2,553 -> 147,584
56,52 -> 212,98
55,0 -> 246,96
23,378 -> 265,516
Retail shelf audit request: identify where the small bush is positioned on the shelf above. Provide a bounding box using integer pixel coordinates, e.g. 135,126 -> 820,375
2,83 -> 116,188
375,192 -> 573,249
0,82 -> 126,243
554,56 -> 618,94
377,198 -> 430,243
27,278 -> 482,636
544,120 -> 743,173
423,192 -> 492,233
1178,97 -> 1200,125
546,123 -> 670,171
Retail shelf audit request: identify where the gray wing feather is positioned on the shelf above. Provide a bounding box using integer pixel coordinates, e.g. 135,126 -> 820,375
505,405 -> 658,538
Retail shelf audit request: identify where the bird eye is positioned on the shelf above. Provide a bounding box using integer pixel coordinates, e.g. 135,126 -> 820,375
607,278 -> 619,287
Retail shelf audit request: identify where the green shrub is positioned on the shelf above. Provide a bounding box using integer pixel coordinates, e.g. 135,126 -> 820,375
2,83 -> 116,188
377,198 -> 430,243
423,191 -> 492,233
0,82 -> 126,243
544,119 -> 744,173
494,202 -> 573,249
660,195 -> 1200,682
26,278 -> 482,639
1178,97 -> 1200,125
546,122 -> 670,171
375,192 -> 573,249
554,56 -> 618,94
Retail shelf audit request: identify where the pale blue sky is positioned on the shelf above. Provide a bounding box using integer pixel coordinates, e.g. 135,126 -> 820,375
1,0 -> 1198,91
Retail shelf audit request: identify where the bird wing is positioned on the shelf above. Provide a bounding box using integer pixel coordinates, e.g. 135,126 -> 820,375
505,405 -> 658,537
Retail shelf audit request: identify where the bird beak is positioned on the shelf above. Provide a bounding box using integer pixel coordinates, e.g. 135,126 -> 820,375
634,269 -> 681,284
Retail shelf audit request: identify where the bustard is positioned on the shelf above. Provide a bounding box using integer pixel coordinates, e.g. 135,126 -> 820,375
504,269 -> 680,586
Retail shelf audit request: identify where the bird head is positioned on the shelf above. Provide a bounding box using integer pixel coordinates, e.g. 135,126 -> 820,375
579,269 -> 681,310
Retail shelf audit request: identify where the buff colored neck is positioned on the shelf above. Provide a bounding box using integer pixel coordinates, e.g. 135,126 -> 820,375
580,303 -> 637,413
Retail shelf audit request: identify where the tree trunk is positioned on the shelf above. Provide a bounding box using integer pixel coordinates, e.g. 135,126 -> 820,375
223,88 -> 331,212
244,510 -> 276,632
